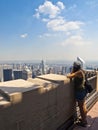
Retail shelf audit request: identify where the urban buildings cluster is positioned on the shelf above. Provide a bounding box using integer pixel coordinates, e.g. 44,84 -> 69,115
0,60 -> 97,82
0,60 -> 72,82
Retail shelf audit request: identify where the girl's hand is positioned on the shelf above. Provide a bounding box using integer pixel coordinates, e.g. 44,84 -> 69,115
66,74 -> 70,78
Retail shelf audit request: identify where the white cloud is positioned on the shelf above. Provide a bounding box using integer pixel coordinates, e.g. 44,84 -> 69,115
34,1 -> 84,39
61,35 -> 91,46
47,17 -> 84,32
39,33 -> 59,38
20,33 -> 28,38
34,12 -> 40,19
39,33 -> 51,38
56,1 -> 65,10
34,1 -> 65,19
42,18 -> 49,22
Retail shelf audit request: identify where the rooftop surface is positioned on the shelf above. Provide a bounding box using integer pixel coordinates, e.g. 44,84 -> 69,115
73,101 -> 98,130
0,79 -> 41,94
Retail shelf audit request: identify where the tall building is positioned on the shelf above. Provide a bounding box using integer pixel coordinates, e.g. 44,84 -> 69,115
61,66 -> 67,75
0,65 -> 3,82
22,69 -> 32,80
3,69 -> 12,81
40,60 -> 45,75
13,70 -> 23,80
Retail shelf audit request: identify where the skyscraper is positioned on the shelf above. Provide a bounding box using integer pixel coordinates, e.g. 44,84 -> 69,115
40,60 -> 45,75
3,69 -> 12,81
13,70 -> 23,80
0,65 -> 3,82
22,67 -> 32,80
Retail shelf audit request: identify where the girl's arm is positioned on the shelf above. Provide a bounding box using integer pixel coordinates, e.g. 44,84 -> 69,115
67,71 -> 80,78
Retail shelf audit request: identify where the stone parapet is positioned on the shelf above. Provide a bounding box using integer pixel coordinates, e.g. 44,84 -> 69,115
0,73 -> 97,130
96,71 -> 98,91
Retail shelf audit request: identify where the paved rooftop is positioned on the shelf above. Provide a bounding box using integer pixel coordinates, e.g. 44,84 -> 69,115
73,101 -> 98,130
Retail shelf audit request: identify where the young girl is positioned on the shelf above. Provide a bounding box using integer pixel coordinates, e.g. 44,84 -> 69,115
67,61 -> 87,127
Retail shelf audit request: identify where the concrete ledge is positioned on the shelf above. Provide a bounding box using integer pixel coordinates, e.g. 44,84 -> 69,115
0,79 -> 42,103
0,79 -> 41,93
0,74 -> 97,130
0,100 -> 11,109
37,74 -> 68,83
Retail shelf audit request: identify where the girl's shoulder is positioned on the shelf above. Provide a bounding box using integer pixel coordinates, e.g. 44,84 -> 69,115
75,69 -> 85,77
80,69 -> 85,74
79,69 -> 85,77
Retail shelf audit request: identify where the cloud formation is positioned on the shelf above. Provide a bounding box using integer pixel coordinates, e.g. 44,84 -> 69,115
61,35 -> 91,46
20,33 -> 28,38
34,1 -> 65,19
47,17 -> 84,32
34,1 -> 89,49
34,1 -> 84,33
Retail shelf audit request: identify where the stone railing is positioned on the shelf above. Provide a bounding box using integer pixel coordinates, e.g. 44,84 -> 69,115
0,72 -> 98,130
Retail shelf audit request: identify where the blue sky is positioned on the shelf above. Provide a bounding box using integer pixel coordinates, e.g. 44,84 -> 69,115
0,0 -> 98,62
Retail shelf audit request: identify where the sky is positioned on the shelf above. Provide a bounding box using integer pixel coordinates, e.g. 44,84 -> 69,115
0,0 -> 98,62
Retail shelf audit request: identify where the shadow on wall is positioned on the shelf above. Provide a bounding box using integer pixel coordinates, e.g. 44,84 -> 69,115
0,86 -> 23,104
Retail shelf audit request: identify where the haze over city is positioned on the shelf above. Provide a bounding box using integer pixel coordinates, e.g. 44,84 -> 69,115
0,0 -> 98,62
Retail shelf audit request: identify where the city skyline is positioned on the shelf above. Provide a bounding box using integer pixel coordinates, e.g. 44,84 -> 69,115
0,0 -> 98,62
